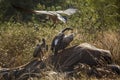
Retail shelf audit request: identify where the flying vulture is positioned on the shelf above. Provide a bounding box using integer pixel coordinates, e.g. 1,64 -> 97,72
12,4 -> 78,24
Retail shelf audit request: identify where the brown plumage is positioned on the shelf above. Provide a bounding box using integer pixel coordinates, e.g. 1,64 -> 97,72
33,38 -> 48,59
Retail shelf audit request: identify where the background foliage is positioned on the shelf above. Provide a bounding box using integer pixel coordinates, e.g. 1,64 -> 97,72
0,0 -> 119,30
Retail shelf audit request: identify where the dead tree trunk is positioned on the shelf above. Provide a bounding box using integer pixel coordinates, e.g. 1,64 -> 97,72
0,59 -> 46,80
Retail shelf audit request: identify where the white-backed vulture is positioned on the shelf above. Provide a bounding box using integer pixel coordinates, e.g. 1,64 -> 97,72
51,27 -> 74,55
12,4 -> 78,24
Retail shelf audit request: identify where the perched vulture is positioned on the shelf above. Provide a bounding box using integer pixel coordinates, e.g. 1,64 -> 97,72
51,27 -> 74,55
33,38 -> 48,59
12,4 -> 78,24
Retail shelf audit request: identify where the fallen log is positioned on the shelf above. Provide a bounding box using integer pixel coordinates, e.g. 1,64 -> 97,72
0,59 -> 46,80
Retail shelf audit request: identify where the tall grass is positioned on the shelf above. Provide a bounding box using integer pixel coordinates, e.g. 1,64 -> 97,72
0,23 -> 120,79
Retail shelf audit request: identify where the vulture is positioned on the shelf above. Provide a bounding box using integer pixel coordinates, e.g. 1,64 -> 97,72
33,38 -> 48,59
12,4 -> 78,24
51,27 -> 74,55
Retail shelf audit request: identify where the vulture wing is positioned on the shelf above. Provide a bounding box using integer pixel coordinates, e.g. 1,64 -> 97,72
12,4 -> 35,14
12,4 -> 55,15
56,8 -> 78,15
12,4 -> 77,23
12,4 -> 77,16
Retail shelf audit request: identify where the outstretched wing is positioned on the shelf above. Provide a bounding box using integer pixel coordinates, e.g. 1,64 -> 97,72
56,8 -> 78,15
12,4 -> 77,23
12,4 -> 55,15
12,4 -> 77,16
12,4 -> 35,14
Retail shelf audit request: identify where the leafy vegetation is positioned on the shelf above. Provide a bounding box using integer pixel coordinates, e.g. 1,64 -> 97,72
0,0 -> 120,80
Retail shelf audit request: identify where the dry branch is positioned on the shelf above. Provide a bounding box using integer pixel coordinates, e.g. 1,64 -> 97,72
0,59 -> 46,80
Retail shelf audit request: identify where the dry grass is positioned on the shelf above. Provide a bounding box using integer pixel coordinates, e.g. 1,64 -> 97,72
0,23 -> 120,80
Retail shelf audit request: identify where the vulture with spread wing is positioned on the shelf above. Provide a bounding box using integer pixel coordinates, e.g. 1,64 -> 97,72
12,4 -> 78,24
